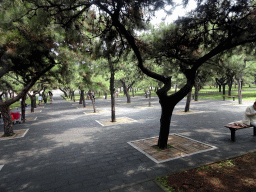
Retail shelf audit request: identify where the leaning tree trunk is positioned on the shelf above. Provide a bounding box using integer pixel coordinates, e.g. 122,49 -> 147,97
0,104 -> 14,136
157,101 -> 175,149
120,80 -> 133,103
185,89 -> 192,112
156,75 -> 195,149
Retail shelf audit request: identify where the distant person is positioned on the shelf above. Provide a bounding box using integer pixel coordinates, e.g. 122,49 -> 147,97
49,91 -> 53,104
91,92 -> 95,102
38,94 -> 42,106
243,101 -> 256,127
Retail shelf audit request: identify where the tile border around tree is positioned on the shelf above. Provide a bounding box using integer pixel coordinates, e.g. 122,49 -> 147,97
128,133 -> 217,164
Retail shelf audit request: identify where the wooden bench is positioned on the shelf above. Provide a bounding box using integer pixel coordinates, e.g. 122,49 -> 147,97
225,122 -> 256,141
223,95 -> 237,101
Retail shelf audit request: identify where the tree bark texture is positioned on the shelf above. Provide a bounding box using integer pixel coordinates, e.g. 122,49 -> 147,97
109,60 -> 116,122
81,90 -> 86,107
21,94 -> 26,123
73,91 -> 75,102
237,78 -> 242,104
185,89 -> 192,112
120,80 -> 134,103
194,80 -> 199,101
0,104 -> 14,136
79,90 -> 83,104
148,91 -> 151,107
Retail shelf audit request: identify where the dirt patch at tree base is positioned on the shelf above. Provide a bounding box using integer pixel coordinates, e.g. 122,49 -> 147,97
85,110 -> 104,115
0,129 -> 28,140
157,151 -> 256,192
173,110 -> 203,115
97,117 -> 136,126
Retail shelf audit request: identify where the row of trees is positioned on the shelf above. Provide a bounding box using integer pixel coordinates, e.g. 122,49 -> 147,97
1,0 -> 256,149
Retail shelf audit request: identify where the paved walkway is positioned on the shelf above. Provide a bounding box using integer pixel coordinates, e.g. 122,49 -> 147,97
0,95 -> 256,192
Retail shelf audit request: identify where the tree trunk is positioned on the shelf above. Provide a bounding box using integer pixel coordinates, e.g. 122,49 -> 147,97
110,72 -> 116,122
42,92 -> 47,103
30,95 -> 36,113
104,92 -> 107,99
222,85 -> 226,95
79,90 -> 83,104
148,91 -> 151,107
91,98 -> 96,113
238,79 -> 242,104
132,89 -> 134,97
81,90 -> 86,107
185,89 -> 192,112
126,92 -> 131,103
228,83 -> 232,96
61,90 -> 68,97
21,94 -> 26,123
157,103 -> 175,149
73,91 -> 75,102
194,80 -> 199,101
0,105 -> 14,136
219,85 -> 221,92
120,80 -> 133,103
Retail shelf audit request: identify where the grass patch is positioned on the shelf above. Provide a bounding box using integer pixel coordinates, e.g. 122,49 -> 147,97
156,176 -> 178,192
2,97 -> 39,110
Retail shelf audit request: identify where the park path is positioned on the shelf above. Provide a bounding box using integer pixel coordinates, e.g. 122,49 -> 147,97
0,95 -> 255,192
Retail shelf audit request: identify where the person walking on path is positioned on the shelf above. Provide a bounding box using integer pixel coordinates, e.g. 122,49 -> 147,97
38,94 -> 42,106
91,92 -> 95,102
49,91 -> 53,104
243,101 -> 256,127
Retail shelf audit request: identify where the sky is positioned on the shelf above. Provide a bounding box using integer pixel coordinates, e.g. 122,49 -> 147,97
150,0 -> 198,27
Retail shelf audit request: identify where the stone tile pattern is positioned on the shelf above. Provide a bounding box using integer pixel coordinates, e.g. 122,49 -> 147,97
130,134 -> 212,162
0,129 -> 28,140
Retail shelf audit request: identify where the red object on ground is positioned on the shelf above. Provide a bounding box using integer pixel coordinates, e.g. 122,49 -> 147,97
11,112 -> 20,119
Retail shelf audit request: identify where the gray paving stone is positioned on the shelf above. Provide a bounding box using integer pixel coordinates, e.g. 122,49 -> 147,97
55,182 -> 83,192
141,181 -> 158,189
98,179 -> 125,191
41,179 -> 69,191
1,96 -> 255,192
